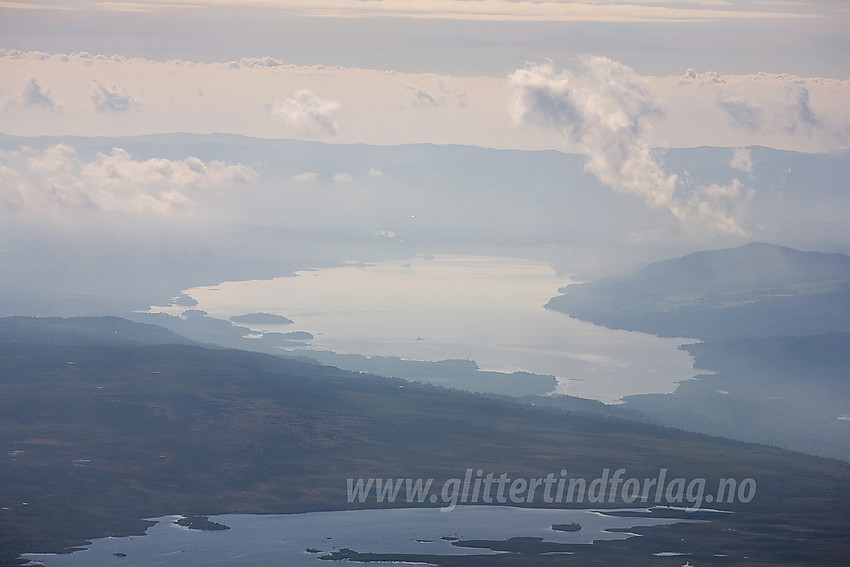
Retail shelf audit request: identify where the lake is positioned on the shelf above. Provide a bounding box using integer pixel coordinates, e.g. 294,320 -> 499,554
21,506 -> 699,566
151,255 -> 697,403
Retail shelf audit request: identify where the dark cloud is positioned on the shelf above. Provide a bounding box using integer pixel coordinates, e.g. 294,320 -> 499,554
90,80 -> 139,113
779,83 -> 819,134
716,92 -> 762,132
715,80 -> 846,147
404,77 -> 466,108
406,85 -> 439,106
4,77 -> 59,111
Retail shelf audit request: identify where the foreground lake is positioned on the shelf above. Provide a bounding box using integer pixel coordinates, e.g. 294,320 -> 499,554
22,506 -> 698,566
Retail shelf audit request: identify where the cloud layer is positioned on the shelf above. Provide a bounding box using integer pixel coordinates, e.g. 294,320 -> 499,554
0,49 -> 848,154
49,0 -> 819,23
511,58 -> 753,233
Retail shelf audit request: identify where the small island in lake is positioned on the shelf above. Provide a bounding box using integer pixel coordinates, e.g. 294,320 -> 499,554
175,516 -> 230,531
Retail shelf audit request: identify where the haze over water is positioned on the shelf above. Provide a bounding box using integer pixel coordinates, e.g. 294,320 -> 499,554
156,256 -> 696,403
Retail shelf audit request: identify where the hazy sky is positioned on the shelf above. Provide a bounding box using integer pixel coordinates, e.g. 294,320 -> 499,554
1,0 -> 849,319
1,0 -> 848,152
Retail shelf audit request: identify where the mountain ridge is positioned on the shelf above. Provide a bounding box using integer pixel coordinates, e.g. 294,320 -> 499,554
546,242 -> 850,340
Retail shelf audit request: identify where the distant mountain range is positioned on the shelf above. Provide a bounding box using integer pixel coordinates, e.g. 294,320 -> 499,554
2,134 -> 849,319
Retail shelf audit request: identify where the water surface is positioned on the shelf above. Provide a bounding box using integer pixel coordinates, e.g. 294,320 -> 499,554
152,256 -> 696,402
22,506 -> 697,566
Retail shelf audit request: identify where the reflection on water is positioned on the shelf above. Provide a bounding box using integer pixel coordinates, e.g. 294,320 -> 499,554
151,255 -> 696,403
22,506 -> 697,566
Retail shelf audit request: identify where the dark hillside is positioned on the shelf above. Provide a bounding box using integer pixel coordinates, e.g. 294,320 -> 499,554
546,242 -> 850,340
0,318 -> 848,566
0,316 -> 198,347
624,333 -> 850,461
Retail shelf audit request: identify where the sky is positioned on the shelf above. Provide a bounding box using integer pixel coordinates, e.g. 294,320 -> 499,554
1,0 -> 849,152
0,0 -> 849,320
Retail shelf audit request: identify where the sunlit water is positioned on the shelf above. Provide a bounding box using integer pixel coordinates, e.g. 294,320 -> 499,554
152,255 -> 696,403
21,506 -> 698,566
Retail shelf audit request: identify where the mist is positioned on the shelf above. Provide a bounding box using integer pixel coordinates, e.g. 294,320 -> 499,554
2,133 -> 848,317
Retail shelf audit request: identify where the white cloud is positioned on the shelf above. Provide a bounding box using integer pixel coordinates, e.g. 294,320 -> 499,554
368,166 -> 383,178
332,172 -> 352,183
686,178 -> 754,235
228,56 -> 291,69
510,58 -> 752,234
269,90 -> 340,138
0,144 -> 256,215
90,79 -> 138,112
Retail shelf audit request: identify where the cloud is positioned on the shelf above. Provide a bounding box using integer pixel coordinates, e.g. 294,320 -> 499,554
406,85 -> 439,106
269,90 -> 340,138
293,172 -> 319,182
716,92 -> 762,132
0,144 -> 256,215
332,172 -> 352,183
1,50 -> 847,153
712,79 -> 846,147
368,166 -> 383,178
88,0 -> 817,23
404,77 -> 467,108
90,79 -> 139,112
228,56 -> 291,69
511,58 -> 752,234
778,83 -> 819,134
4,77 -> 59,111
730,147 -> 753,175
686,178 -> 754,235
